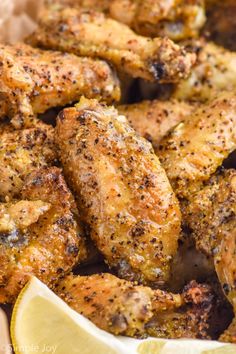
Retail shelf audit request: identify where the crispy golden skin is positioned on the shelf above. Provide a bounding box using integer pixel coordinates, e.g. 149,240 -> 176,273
158,93 -> 236,199
27,6 -> 195,82
185,169 -> 236,343
45,0 -> 206,41
55,97 -> 181,285
109,0 -> 206,40
118,99 -> 194,150
0,167 -> 86,303
174,40 -> 236,102
0,122 -> 56,201
56,273 -> 213,339
0,43 -> 120,128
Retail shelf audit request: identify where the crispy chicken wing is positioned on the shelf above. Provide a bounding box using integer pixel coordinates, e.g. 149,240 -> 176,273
118,99 -> 194,150
27,6 -> 195,82
158,93 -> 236,199
0,43 -> 120,128
174,40 -> 236,102
0,167 -> 86,303
185,169 -> 236,342
0,122 -> 56,201
55,97 -> 181,285
56,273 -> 213,339
45,0 -> 205,41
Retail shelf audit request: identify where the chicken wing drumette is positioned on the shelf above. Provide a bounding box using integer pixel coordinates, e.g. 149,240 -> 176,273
158,93 -> 236,199
55,97 -> 181,286
27,6 -> 195,82
118,99 -> 194,150
0,121 -> 56,201
0,167 -> 86,303
0,43 -> 120,128
56,273 -> 213,339
185,169 -> 236,343
174,40 -> 236,102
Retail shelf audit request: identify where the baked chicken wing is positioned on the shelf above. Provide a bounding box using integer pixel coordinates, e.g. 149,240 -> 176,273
158,93 -> 236,199
55,97 -> 181,286
27,6 -> 195,82
56,273 -> 213,339
0,43 -> 120,128
185,169 -> 236,342
174,40 -> 236,102
45,0 -> 206,41
0,167 -> 86,303
118,99 -> 194,150
0,121 -> 56,201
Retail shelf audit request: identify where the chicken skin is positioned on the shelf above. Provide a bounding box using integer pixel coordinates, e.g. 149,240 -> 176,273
55,97 -> 181,285
118,99 -> 194,150
185,169 -> 236,343
27,6 -> 195,82
56,273 -> 213,339
174,40 -> 236,102
0,167 -> 86,303
0,121 -> 56,201
0,43 -> 120,128
45,0 -> 206,41
158,93 -> 236,199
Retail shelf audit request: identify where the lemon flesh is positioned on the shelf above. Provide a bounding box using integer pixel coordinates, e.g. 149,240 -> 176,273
11,277 -> 131,354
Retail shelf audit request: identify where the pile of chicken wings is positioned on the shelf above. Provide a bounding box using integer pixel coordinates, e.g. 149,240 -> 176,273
1,0 -> 236,343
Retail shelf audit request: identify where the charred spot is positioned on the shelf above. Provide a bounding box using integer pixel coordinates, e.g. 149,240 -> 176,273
130,225 -> 145,237
152,62 -> 165,80
77,112 -> 88,125
0,229 -> 29,248
66,244 -> 79,256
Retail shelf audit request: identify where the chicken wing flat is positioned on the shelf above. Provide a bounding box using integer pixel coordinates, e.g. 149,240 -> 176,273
174,40 -> 236,102
0,43 -> 120,128
0,122 -> 56,201
45,0 -> 206,41
0,167 -> 86,303
184,169 -> 236,342
56,273 -> 213,339
118,99 -> 194,150
55,97 -> 181,285
27,6 -> 195,82
158,93 -> 236,199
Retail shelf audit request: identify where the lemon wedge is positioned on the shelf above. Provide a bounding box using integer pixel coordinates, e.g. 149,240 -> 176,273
119,337 -> 236,354
10,277 -> 132,354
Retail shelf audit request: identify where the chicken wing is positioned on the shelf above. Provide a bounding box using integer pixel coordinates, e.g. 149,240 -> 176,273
184,169 -> 236,342
55,97 -> 181,286
27,6 -> 195,82
0,167 -> 86,303
0,121 -> 56,201
118,99 -> 194,150
0,43 -> 120,128
158,93 -> 236,199
56,273 -> 213,339
45,0 -> 206,41
174,40 -> 236,102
